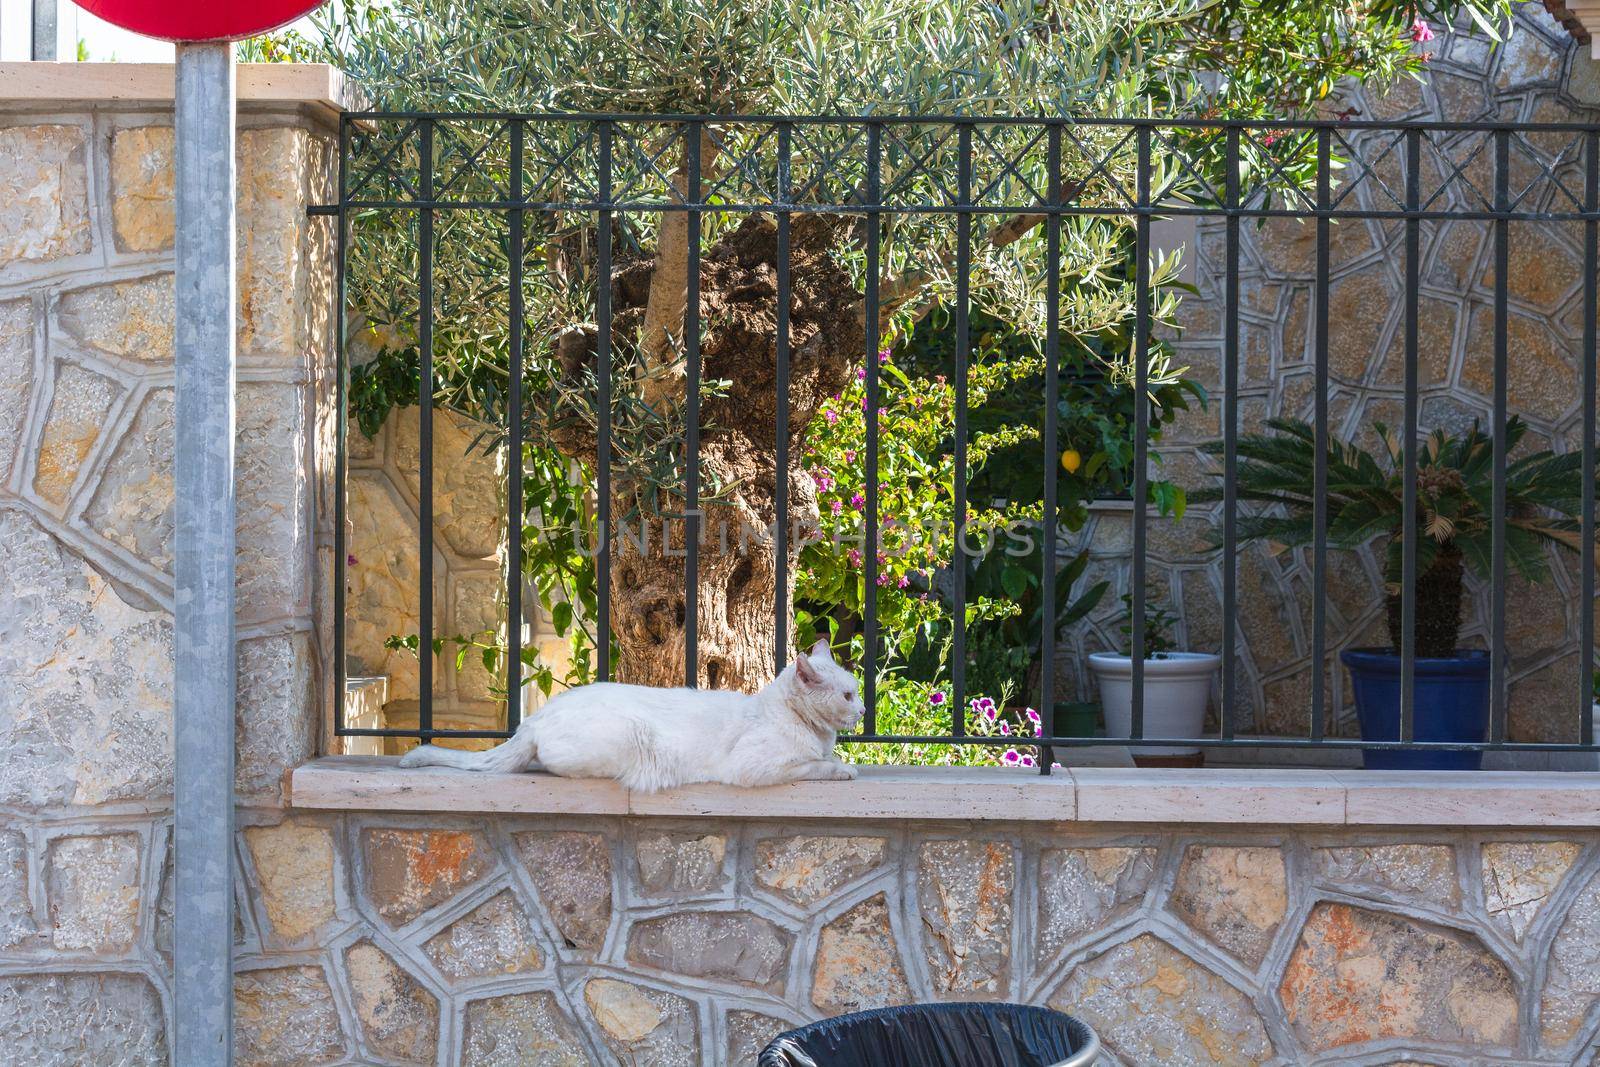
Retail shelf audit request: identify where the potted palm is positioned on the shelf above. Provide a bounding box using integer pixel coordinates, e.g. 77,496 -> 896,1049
1202,417 -> 1588,770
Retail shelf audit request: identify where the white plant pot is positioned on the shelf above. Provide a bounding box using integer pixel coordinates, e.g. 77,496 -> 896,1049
1089,651 -> 1222,762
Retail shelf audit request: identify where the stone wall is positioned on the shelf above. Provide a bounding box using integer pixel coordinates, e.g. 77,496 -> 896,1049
346,405 -> 507,749
0,71 -> 339,1063
31,808 -> 1587,1065
343,402 -> 583,753
1060,2 -> 1600,744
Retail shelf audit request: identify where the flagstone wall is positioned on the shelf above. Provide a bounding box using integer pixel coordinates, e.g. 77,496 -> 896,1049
0,68 -> 342,1065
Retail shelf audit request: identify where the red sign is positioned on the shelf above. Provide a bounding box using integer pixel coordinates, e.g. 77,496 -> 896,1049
75,0 -> 326,43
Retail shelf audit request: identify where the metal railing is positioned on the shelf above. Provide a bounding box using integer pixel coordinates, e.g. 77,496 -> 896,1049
314,111 -> 1600,764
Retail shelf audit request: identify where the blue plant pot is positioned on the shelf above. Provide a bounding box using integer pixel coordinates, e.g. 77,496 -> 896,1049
1339,648 -> 1490,770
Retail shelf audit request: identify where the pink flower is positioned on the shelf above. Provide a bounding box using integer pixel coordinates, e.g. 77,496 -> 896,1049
1411,16 -> 1434,42
896,575 -> 911,588
1002,749 -> 1021,765
851,493 -> 865,508
848,548 -> 862,566
843,450 -> 856,463
825,408 -> 839,425
1020,754 -> 1036,768
929,690 -> 946,706
1024,708 -> 1041,723
856,367 -> 867,382
830,499 -> 844,515
999,721 -> 1011,736
346,553 -> 359,567
878,347 -> 891,364
1033,723 -> 1043,737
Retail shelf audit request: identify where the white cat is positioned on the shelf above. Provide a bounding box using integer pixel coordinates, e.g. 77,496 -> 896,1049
396,638 -> 865,793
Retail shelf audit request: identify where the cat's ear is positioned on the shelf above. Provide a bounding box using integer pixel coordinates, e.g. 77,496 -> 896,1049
809,637 -> 834,662
794,652 -> 822,687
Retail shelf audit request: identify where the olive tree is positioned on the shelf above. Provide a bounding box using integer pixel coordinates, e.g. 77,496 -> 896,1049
303,0 -> 1508,690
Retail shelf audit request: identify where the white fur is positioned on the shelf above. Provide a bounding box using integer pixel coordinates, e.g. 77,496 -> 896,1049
397,638 -> 866,792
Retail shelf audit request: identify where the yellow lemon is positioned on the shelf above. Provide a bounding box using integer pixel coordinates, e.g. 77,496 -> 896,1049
1060,448 -> 1082,474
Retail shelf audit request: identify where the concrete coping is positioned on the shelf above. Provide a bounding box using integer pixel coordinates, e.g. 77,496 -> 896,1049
289,756 -> 1600,827
0,62 -> 359,120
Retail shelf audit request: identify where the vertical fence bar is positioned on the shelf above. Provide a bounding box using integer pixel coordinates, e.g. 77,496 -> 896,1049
1484,131 -> 1510,742
418,118 -> 436,737
952,123 -> 972,736
1311,128 -> 1330,742
1221,126 -> 1241,741
1040,123 -> 1062,772
1584,129 -> 1598,747
1491,129 -> 1510,745
1130,126 -> 1151,741
863,122 -> 882,732
775,123 -> 793,673
333,117 -> 350,737
596,122 -> 614,682
1401,127 -> 1421,741
685,123 -> 702,687
506,120 -> 525,730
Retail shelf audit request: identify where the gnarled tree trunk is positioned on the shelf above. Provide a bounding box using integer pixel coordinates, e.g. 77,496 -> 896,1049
557,214 -> 862,690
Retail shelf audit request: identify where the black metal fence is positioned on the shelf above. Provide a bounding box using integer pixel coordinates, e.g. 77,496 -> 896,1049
315,111 -> 1600,764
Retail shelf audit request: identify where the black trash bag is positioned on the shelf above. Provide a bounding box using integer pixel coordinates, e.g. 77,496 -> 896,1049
757,1002 -> 1099,1067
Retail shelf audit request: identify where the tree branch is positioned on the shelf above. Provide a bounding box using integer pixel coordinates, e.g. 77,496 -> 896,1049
871,210 -> 1050,333
640,126 -> 722,411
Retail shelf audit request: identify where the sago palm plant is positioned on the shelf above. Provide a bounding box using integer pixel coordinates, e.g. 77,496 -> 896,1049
1198,417 -> 1588,658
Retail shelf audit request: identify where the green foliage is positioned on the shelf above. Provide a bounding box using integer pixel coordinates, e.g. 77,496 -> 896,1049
1115,592 -> 1179,657
901,302 -> 1203,530
963,542 -> 1109,706
296,0 -> 1506,118
290,0 -> 1513,741
795,332 -> 1111,765
1199,417 -> 1591,649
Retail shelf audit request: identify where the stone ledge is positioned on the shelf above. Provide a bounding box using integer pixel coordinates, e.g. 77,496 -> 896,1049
288,756 -> 1600,826
0,62 -> 357,119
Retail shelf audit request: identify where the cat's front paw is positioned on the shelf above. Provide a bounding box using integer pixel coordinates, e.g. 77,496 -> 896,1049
832,761 -> 858,781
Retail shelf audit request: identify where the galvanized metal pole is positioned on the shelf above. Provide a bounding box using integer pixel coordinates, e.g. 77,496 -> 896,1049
31,0 -> 57,60
173,41 -> 236,1067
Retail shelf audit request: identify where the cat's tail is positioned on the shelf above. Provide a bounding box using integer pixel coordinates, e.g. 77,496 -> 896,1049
397,727 -> 538,774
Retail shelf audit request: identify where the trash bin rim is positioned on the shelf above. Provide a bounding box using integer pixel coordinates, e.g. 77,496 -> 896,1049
759,1001 -> 1102,1067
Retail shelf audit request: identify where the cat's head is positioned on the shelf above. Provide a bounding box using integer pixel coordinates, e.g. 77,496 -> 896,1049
790,638 -> 866,732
